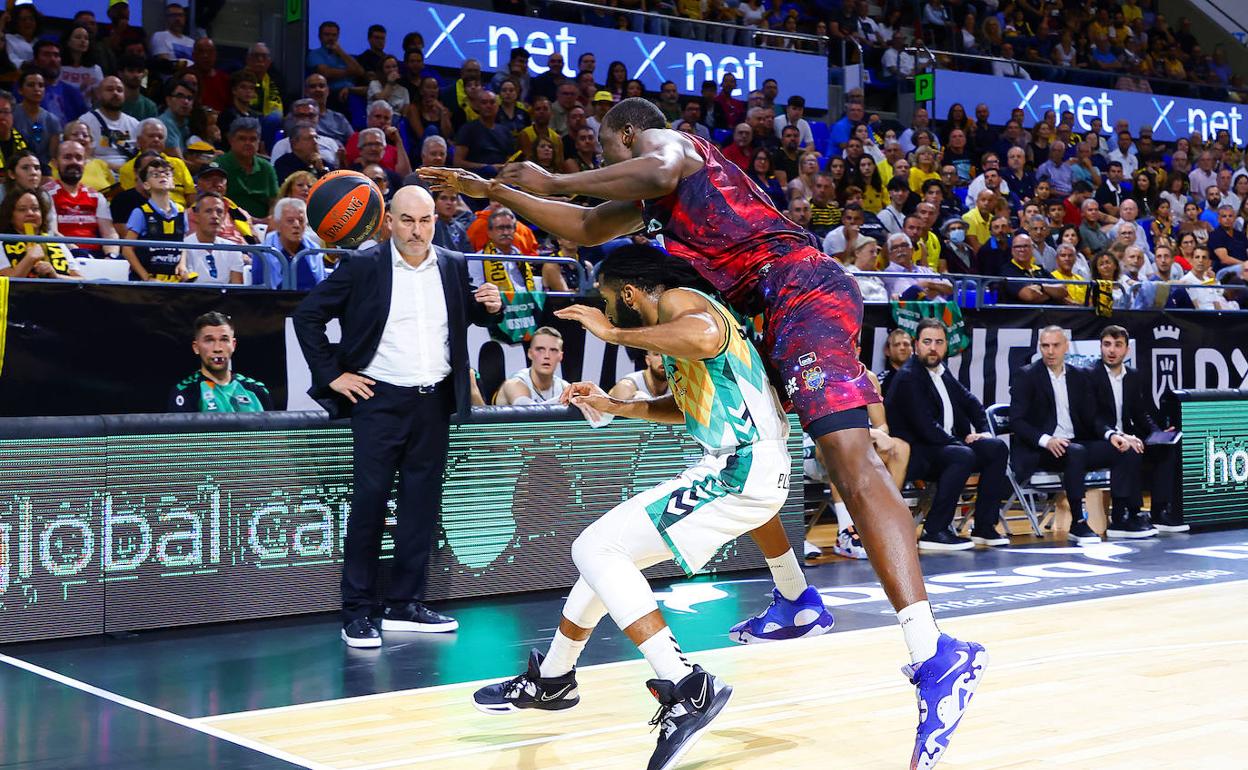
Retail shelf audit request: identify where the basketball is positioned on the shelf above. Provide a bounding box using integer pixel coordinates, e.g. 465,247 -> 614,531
306,170 -> 385,248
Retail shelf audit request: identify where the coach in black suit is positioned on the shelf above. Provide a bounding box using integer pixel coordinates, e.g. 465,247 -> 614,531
294,185 -> 503,648
1088,325 -> 1186,535
886,318 -> 1011,551
1009,326 -> 1143,545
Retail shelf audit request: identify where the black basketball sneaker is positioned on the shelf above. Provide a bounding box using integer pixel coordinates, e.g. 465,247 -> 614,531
472,649 -> 580,715
645,666 -> 733,770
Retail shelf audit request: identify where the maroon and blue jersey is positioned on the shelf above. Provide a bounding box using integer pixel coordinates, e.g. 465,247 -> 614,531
640,132 -> 879,429
641,134 -> 817,311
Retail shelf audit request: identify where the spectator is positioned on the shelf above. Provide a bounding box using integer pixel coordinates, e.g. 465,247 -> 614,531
169,312 -> 272,413
188,38 -> 229,112
263,197 -> 323,289
1107,131 -> 1138,177
432,188 -> 470,252
490,47 -> 531,102
181,192 -> 243,284
493,327 -> 569,405
1009,326 -> 1141,545
114,55 -> 152,122
122,157 -> 188,281
584,90 -> 612,138
454,90 -> 514,179
345,101 -> 411,175
0,93 -> 31,174
496,78 -> 530,136
351,128 -> 401,190
961,189 -> 997,253
1079,198 -> 1112,259
46,139 -> 117,258
883,231 -> 952,300
990,43 -> 1031,79
940,218 -> 977,274
219,70 -> 262,133
31,41 -> 86,125
367,55 -> 409,114
356,24 -> 391,80
303,73 -> 353,146
829,101 -> 865,153
1095,161 -> 1127,219
808,171 -> 842,238
610,350 -> 669,400
14,66 -> 60,169
1000,233 -> 1069,304
550,82 -> 578,135
59,25 -> 102,106
1188,152 -> 1218,204
188,161 -> 256,245
886,318 -> 1010,550
786,150 -> 820,203
58,120 -> 115,193
1114,199 -> 1154,261
307,22 -> 364,109
441,59 -> 484,128
822,202 -> 866,260
118,119 -> 195,206
1178,245 -> 1238,309
1036,141 -> 1073,197
362,162 -> 392,203
414,135 -> 448,173
275,99 -> 342,166
878,177 -> 910,235
746,147 -> 786,210
1024,214 -> 1057,271
275,124 -> 333,184
654,80 -> 681,124
0,188 -> 78,279
909,201 -> 943,269
1208,204 -> 1248,271
217,117 -> 277,219
773,95 -> 813,149
1051,243 -> 1087,305
844,237 -> 887,302
672,99 -> 710,141
878,327 -> 912,397
157,78 -> 197,157
530,52 -> 568,103
81,76 -> 140,171
408,75 -> 454,143
856,155 -> 886,214
722,122 -> 753,170
785,195 -> 813,235
149,2 -> 195,64
471,207 -> 537,291
516,96 -> 563,168
5,4 -> 40,69
963,153 -> 1009,210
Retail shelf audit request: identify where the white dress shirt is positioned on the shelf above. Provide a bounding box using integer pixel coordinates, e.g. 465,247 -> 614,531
928,364 -> 954,435
1039,366 -> 1075,448
1105,364 -> 1125,433
361,242 -> 451,387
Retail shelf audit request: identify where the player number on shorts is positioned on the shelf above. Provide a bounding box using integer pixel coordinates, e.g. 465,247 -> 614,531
777,473 -> 790,490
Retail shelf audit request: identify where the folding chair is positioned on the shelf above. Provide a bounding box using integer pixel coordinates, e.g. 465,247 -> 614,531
986,404 -> 1112,536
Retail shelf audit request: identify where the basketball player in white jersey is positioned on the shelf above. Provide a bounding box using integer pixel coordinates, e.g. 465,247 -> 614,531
493,326 -> 571,405
610,350 -> 669,400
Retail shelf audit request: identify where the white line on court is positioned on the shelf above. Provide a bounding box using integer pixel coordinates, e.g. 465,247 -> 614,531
0,652 -> 335,770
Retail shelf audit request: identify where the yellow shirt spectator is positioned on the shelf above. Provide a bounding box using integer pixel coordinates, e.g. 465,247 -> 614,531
1052,269 -> 1086,304
961,206 -> 993,247
910,168 -> 940,194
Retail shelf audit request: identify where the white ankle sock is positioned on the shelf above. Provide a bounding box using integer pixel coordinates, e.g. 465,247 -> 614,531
834,501 -> 855,531
897,600 -> 942,664
639,628 -> 694,683
765,549 -> 808,601
540,629 -> 587,678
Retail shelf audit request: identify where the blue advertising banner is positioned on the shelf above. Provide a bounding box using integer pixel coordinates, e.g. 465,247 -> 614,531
308,0 -> 829,108
933,70 -> 1245,146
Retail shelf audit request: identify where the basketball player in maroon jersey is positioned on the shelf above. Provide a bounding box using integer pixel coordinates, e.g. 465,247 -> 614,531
421,98 -> 987,769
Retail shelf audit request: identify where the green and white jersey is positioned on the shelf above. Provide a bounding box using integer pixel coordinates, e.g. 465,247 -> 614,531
168,372 -> 273,413
663,288 -> 789,454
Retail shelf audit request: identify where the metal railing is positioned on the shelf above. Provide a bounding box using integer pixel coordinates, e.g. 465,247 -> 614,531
528,0 -> 828,54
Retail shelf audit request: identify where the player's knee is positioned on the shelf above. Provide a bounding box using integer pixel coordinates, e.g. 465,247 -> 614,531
570,528 -> 601,572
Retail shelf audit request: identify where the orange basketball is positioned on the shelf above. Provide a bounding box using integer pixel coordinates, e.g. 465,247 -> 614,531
306,170 -> 385,248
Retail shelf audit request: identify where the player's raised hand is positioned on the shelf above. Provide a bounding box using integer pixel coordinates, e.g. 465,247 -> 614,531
497,161 -> 556,195
554,303 -> 617,343
418,167 -> 491,199
560,380 -> 617,414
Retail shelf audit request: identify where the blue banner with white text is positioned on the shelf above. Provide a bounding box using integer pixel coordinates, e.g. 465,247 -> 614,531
934,70 -> 1245,146
309,0 -> 830,108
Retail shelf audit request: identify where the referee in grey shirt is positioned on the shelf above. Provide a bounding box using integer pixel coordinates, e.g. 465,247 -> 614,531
295,185 -> 502,647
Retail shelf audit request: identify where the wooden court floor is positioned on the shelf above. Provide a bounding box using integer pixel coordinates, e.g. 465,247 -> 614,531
198,580 -> 1248,770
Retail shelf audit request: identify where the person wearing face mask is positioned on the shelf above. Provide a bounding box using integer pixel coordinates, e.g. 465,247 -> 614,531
940,217 -> 976,274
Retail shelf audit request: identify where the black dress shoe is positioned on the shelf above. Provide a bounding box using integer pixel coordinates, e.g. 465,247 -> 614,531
382,602 -> 459,633
341,617 -> 382,648
1153,509 -> 1191,533
918,529 -> 974,551
1067,519 -> 1101,545
1106,514 -> 1157,539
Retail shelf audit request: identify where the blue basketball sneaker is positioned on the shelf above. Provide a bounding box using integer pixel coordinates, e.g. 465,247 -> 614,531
902,634 -> 989,770
728,586 -> 835,644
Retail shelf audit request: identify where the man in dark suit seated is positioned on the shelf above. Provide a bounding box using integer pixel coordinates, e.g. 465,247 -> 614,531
886,318 -> 1011,551
1088,325 -> 1186,535
1009,326 -> 1144,545
293,185 -> 503,647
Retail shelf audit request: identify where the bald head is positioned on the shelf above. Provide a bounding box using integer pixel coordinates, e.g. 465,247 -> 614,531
388,184 -> 436,261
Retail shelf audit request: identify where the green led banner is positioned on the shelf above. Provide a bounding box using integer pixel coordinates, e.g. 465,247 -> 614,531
1179,396 -> 1248,528
0,415 -> 803,644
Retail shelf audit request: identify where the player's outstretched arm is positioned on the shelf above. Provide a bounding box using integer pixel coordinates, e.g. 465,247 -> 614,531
555,290 -> 726,362
499,132 -> 689,201
559,382 -> 684,424
419,166 -> 642,245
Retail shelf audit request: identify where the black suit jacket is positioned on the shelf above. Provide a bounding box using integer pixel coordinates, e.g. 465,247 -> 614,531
1008,361 -> 1111,477
885,357 -> 989,447
1086,364 -> 1164,440
292,242 -> 501,419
